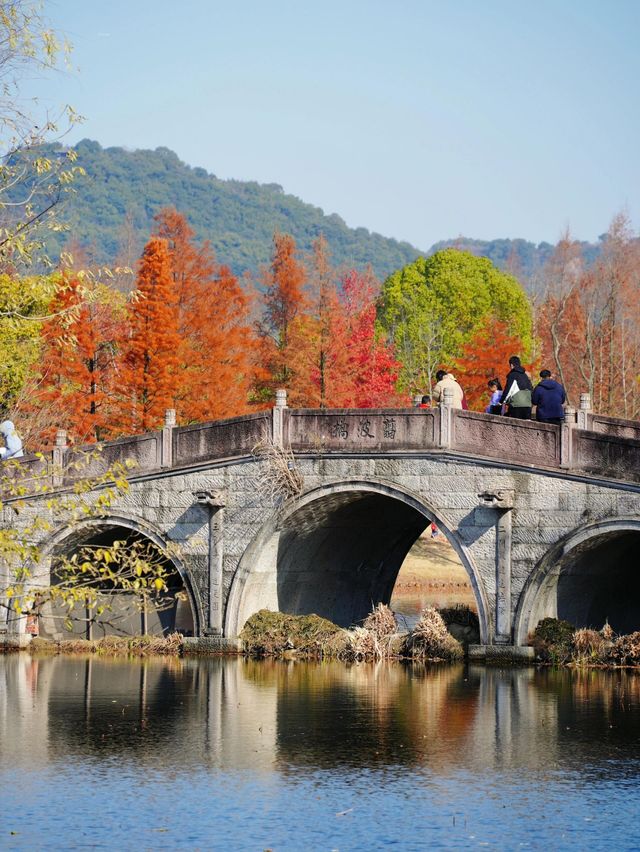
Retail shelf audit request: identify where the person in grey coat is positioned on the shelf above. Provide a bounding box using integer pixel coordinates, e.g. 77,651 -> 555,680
0,420 -> 24,459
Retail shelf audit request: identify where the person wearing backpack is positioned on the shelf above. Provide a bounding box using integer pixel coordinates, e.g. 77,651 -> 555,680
499,356 -> 533,420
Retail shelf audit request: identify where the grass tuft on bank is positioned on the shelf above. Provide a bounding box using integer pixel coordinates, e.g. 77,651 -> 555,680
29,633 -> 184,657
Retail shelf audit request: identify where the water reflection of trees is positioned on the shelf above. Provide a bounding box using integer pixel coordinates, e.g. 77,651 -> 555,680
242,659 -> 481,771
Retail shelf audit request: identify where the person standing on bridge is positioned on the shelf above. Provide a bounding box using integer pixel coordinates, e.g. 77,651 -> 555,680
532,369 -> 566,425
432,370 -> 465,409
485,378 -> 504,415
500,356 -> 533,419
0,420 -> 23,460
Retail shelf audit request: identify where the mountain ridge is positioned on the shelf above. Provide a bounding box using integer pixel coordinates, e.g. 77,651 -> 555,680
36,139 -> 602,283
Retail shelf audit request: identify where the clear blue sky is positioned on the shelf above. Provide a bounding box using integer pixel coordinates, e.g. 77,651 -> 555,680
37,0 -> 640,249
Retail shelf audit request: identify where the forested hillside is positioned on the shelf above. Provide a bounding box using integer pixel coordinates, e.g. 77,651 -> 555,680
32,140 -> 605,285
42,140 -> 423,279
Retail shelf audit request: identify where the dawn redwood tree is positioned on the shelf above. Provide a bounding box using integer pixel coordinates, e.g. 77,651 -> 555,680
254,233 -> 308,402
124,238 -> 181,432
27,275 -> 126,444
454,319 -> 530,410
153,208 -> 253,421
536,233 -> 588,407
537,215 -> 640,417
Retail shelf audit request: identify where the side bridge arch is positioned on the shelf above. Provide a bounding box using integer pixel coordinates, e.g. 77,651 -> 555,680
35,512 -> 203,638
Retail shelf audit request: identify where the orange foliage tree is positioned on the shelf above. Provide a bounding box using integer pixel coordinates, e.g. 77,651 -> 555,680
28,276 -> 126,444
537,214 -> 640,417
153,208 -> 253,421
454,319 -> 529,410
254,233 -> 308,404
123,238 -> 181,432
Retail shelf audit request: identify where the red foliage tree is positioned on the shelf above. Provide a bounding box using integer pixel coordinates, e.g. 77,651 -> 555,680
328,269 -> 401,408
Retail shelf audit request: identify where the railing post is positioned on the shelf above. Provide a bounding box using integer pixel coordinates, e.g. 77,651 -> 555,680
52,429 -> 67,488
560,406 -> 576,468
577,392 -> 592,431
273,389 -> 287,449
162,409 -> 176,468
438,387 -> 453,449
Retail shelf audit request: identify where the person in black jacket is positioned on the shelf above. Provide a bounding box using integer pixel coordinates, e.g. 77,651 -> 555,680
500,356 -> 533,419
532,369 -> 566,424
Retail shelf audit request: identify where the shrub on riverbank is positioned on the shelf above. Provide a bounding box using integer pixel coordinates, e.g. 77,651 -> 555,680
240,604 -> 462,662
239,610 -> 347,656
532,619 -> 640,666
438,604 -> 480,647
531,617 -> 575,663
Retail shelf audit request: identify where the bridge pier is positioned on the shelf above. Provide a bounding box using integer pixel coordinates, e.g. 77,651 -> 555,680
194,490 -> 226,635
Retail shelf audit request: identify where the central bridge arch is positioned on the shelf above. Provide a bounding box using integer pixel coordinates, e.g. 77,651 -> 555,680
226,480 -> 490,641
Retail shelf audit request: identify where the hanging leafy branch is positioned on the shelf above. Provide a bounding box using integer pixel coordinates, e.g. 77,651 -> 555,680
0,449 -> 180,630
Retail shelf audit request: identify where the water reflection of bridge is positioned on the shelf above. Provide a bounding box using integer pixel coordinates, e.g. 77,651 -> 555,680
3,656 -> 640,778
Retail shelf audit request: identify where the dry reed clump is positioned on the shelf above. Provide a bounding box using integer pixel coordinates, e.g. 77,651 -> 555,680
404,606 -> 463,661
610,631 -> 640,666
363,603 -> 397,640
240,609 -> 343,657
572,628 -> 607,662
343,626 -> 381,661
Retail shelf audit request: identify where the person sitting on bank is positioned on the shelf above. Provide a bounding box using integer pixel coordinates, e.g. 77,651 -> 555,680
418,395 -> 431,409
500,356 -> 533,419
532,369 -> 566,425
432,370 -> 465,409
0,420 -> 24,460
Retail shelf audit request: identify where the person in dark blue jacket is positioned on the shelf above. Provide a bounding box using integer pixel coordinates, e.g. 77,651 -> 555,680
532,370 -> 566,424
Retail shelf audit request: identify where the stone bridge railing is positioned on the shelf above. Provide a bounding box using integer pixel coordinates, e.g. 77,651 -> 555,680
6,391 -> 640,496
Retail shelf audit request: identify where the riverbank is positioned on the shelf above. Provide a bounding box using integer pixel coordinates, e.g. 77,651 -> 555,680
4,614 -> 640,668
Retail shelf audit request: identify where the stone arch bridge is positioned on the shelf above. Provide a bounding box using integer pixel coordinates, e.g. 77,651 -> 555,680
3,393 -> 640,655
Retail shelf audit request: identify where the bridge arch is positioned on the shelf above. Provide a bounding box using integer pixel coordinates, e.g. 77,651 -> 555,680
514,516 -> 640,644
36,512 -> 201,637
225,479 -> 490,642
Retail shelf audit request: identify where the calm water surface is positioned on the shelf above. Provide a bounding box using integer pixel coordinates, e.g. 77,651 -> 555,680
1,655 -> 640,850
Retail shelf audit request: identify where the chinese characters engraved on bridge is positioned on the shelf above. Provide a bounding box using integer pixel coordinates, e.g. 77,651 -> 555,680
329,418 -> 349,439
383,418 -> 397,440
357,418 -> 375,439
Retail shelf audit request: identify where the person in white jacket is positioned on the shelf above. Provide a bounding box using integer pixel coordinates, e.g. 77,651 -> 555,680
0,420 -> 24,459
431,370 -> 465,409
